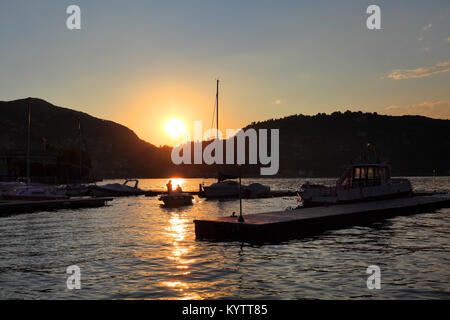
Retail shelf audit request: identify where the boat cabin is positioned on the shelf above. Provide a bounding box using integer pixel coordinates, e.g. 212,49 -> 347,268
351,164 -> 390,188
336,162 -> 391,190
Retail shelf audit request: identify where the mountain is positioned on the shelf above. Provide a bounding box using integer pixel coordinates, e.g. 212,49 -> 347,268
245,111 -> 450,177
0,98 -> 449,180
0,98 -> 173,179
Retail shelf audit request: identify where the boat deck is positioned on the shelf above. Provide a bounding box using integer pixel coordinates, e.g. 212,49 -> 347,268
194,194 -> 450,242
0,197 -> 112,216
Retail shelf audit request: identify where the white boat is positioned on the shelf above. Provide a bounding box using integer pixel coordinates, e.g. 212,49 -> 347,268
159,192 -> 194,207
298,159 -> 412,207
202,180 -> 271,199
89,179 -> 145,197
3,186 -> 69,201
244,183 -> 271,198
203,180 -> 242,198
0,181 -> 26,193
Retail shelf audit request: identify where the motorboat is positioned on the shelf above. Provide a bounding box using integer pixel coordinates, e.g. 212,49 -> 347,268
159,192 -> 194,207
89,179 -> 145,197
202,180 -> 242,198
202,180 -> 271,199
298,158 -> 412,207
3,186 -> 69,201
0,181 -> 26,193
244,183 -> 271,198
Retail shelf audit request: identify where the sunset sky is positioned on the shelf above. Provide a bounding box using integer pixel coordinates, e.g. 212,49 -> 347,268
1,0 -> 449,146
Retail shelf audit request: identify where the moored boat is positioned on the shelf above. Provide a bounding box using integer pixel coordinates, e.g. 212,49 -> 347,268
0,181 -> 26,193
298,158 -> 412,207
89,179 -> 145,197
202,180 -> 241,198
3,186 -> 69,201
200,80 -> 270,199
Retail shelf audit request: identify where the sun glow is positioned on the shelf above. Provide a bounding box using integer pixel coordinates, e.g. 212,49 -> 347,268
164,118 -> 186,140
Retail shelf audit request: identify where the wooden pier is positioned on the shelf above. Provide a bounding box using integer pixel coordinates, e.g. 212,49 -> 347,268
0,197 -> 112,216
194,194 -> 450,243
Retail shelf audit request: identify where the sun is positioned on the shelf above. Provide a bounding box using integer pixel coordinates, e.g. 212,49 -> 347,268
164,118 -> 186,140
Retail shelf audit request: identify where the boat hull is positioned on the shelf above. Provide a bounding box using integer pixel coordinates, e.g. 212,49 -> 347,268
159,194 -> 193,207
302,190 -> 413,207
3,195 -> 69,201
89,186 -> 145,197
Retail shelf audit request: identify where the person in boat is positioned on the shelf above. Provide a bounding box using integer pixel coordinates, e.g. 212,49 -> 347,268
175,184 -> 182,193
166,180 -> 173,194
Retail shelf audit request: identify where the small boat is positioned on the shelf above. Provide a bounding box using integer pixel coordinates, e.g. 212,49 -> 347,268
0,181 -> 26,193
202,180 -> 241,198
244,183 -> 271,198
298,157 -> 412,207
202,180 -> 271,199
3,186 -> 69,201
159,192 -> 194,207
89,179 -> 145,197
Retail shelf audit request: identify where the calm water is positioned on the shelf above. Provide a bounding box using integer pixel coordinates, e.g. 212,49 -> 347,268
0,177 -> 449,299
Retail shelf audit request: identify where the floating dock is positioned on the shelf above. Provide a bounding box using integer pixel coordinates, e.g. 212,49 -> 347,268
0,197 -> 112,216
194,194 -> 450,243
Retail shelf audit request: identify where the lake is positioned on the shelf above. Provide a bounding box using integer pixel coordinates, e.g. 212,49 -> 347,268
0,177 -> 449,299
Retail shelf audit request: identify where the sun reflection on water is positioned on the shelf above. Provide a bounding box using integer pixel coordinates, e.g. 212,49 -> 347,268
162,212 -> 198,298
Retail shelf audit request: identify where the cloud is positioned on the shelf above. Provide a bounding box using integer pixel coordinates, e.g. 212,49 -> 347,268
387,61 -> 450,80
423,23 -> 432,31
384,101 -> 450,119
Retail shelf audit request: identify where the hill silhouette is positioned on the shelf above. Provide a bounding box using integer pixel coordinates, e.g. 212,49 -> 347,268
0,98 -> 173,179
244,111 -> 450,176
0,98 -> 448,179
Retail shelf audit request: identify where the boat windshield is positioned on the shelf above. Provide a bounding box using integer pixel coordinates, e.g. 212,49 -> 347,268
352,165 -> 384,187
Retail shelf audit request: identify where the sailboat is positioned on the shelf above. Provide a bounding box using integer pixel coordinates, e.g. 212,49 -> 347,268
201,80 -> 270,199
3,99 -> 69,201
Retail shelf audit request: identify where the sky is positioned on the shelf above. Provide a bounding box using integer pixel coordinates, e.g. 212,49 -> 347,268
0,0 -> 449,146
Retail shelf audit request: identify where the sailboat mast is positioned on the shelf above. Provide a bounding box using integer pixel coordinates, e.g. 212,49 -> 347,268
216,79 -> 219,140
26,99 -> 31,185
79,118 -> 82,179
